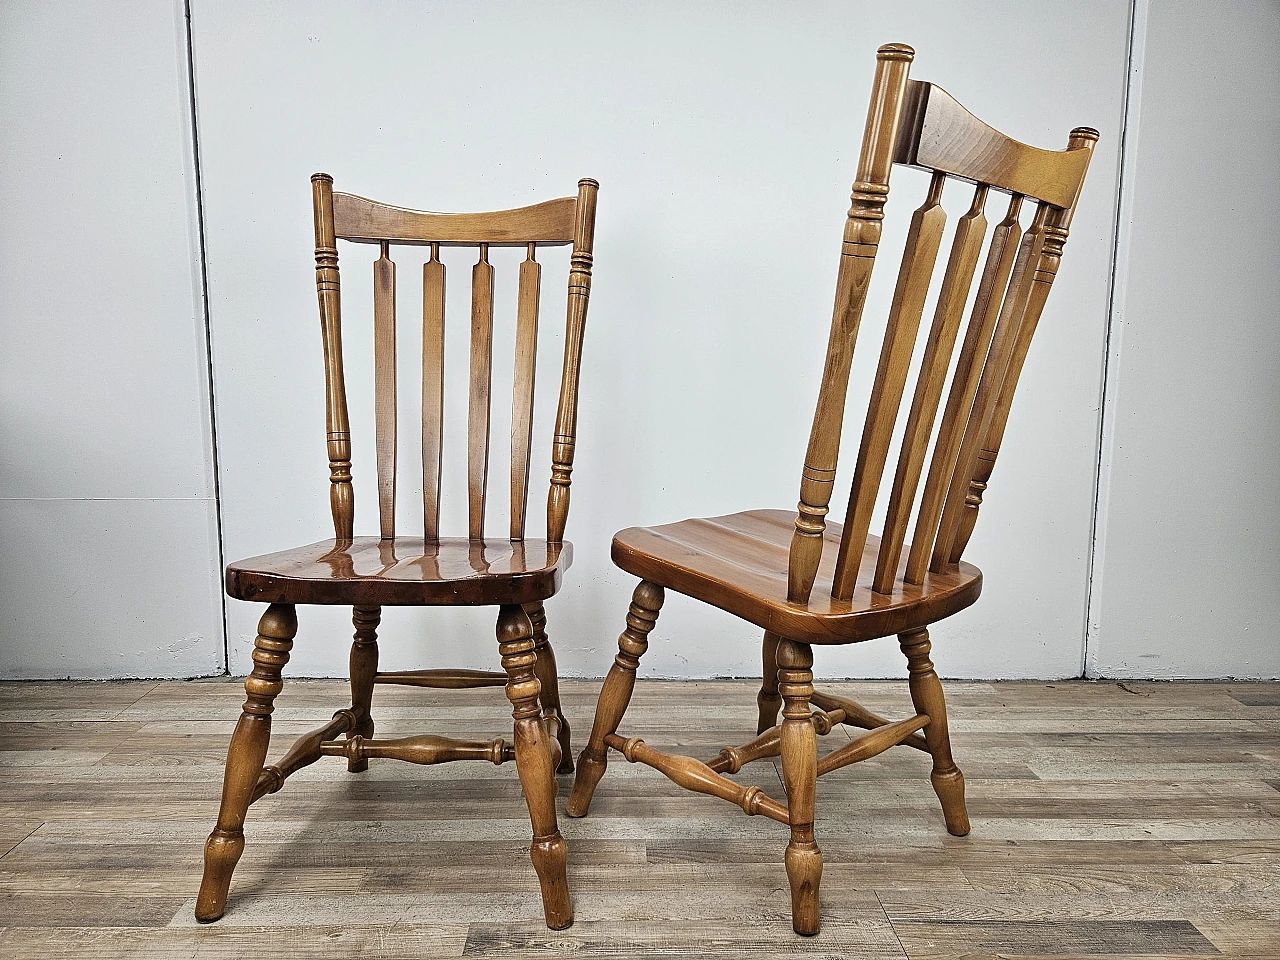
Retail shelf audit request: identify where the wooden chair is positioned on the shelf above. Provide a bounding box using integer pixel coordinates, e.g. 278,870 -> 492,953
567,43 -> 1097,936
195,175 -> 599,930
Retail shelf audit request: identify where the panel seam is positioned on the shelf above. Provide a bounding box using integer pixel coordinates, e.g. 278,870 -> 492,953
182,0 -> 230,675
1082,0 -> 1149,679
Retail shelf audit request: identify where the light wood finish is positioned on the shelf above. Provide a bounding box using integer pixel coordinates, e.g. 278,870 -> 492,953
895,79 -> 1093,207
2,678 -> 1278,958
572,43 -> 1098,937
612,509 -> 981,644
905,192 -> 1023,584
831,170 -> 948,599
873,183 -> 989,594
202,175 -> 599,930
787,42 -> 914,606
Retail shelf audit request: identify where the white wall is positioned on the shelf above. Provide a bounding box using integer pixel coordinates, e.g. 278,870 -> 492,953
0,0 -> 224,678
2,1 -> 1275,681
190,0 -> 1127,681
1085,0 -> 1280,678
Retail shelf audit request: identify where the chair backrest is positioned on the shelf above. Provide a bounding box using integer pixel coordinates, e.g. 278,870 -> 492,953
787,44 -> 1097,604
311,174 -> 598,543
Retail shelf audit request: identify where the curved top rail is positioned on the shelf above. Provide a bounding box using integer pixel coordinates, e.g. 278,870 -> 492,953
893,80 -> 1094,208
331,190 -> 579,246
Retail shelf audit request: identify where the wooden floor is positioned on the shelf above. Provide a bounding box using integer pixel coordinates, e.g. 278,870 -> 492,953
0,678 -> 1277,958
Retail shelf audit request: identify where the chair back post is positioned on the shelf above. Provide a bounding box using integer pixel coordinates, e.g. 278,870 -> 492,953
547,178 -> 600,543
312,173 -> 355,540
787,43 -> 914,604
941,126 -> 1098,564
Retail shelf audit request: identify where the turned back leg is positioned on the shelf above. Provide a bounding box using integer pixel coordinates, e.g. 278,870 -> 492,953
195,603 -> 295,922
900,628 -> 970,836
756,631 -> 783,735
348,604 -> 380,773
566,580 -> 664,818
526,601 -> 573,774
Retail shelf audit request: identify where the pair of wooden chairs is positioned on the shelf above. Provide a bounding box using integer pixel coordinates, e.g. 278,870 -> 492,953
196,43 -> 1096,935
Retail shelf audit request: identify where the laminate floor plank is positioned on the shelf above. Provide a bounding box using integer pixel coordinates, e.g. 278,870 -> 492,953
0,678 -> 1274,958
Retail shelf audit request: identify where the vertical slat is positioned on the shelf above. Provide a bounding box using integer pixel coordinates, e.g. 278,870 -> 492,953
871,183 -> 989,594
904,192 -> 1024,584
468,244 -> 494,540
510,244 -> 541,540
373,241 -> 397,540
311,173 -> 354,539
931,202 -> 1051,570
830,171 -> 948,601
421,244 -> 445,539
547,178 -> 599,543
787,42 -> 915,605
944,127 -> 1099,562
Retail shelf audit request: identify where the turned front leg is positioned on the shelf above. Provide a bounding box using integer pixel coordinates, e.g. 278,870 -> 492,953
900,628 -> 969,836
566,580 -> 664,817
778,638 -> 822,936
195,603 -> 296,922
498,603 -> 572,930
347,604 -> 380,773
526,601 -> 573,774
756,631 -> 783,735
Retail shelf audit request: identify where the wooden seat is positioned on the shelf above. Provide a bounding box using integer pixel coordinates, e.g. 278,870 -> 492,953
196,175 -> 600,931
613,509 -> 980,644
568,43 -> 1098,937
227,538 -> 572,606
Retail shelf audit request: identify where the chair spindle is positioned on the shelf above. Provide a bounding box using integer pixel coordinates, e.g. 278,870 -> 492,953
905,192 -> 1023,584
373,241 -> 397,540
872,182 -> 989,594
831,170 -> 947,600
422,244 -> 446,539
511,244 -> 541,540
469,244 -> 494,539
944,128 -> 1098,562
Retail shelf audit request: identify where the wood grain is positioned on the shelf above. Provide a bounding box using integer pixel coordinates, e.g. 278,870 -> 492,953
1,678 -> 1274,957
510,247 -> 541,540
373,243 -> 397,540
467,245 -> 494,540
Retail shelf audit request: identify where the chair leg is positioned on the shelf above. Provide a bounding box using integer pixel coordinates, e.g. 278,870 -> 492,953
347,604 -> 380,773
756,630 -> 783,735
900,628 -> 970,837
498,603 -> 572,930
195,603 -> 296,922
778,638 -> 822,936
526,601 -> 573,774
566,580 -> 665,818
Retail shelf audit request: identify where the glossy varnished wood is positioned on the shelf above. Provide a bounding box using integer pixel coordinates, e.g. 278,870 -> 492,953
225,538 -> 571,606
203,175 -> 599,930
573,42 -> 1098,938
611,509 -> 981,644
5,678 -> 1275,958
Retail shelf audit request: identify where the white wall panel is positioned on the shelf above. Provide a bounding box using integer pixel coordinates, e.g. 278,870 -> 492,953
193,0 -> 1127,679
1086,0 -> 1280,678
0,0 -> 223,677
